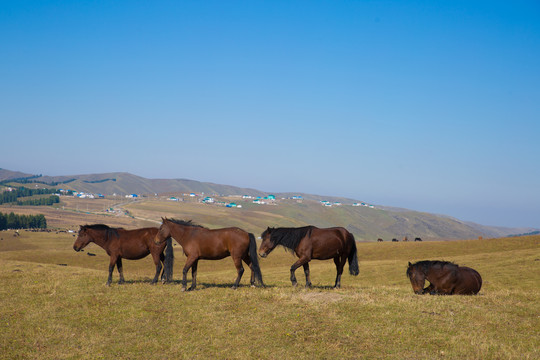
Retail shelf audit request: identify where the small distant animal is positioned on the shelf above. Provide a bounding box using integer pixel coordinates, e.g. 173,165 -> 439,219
414,237 -> 422,242
377,238 -> 383,242
403,236 -> 408,242
406,260 -> 482,295
392,238 -> 399,242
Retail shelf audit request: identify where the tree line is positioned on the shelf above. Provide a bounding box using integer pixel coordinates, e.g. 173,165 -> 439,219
0,174 -> 76,186
0,212 -> 47,230
16,196 -> 60,206
0,187 -> 59,205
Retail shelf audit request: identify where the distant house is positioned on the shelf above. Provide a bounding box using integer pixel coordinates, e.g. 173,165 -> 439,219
167,197 -> 178,201
189,193 -> 196,197
202,197 -> 215,203
126,194 -> 138,198
267,195 -> 276,200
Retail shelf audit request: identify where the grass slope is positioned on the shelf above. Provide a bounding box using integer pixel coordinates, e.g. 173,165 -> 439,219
0,230 -> 538,359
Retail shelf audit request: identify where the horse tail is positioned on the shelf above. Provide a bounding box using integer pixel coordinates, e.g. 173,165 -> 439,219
163,237 -> 174,282
248,233 -> 264,286
347,233 -> 360,276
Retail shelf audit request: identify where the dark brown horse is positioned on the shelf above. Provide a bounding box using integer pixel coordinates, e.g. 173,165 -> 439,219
406,260 -> 482,295
73,224 -> 174,285
154,218 -> 263,290
259,226 -> 359,288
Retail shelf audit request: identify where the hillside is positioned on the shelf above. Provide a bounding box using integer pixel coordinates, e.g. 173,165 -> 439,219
1,168 -> 536,240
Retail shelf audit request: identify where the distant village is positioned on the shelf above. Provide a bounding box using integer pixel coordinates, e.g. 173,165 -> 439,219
55,189 -> 376,209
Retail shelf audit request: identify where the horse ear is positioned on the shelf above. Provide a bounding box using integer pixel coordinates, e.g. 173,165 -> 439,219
408,262 -> 412,266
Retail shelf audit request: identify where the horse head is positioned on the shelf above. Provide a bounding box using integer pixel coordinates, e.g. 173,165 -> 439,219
154,217 -> 172,245
73,225 -> 92,251
406,262 -> 426,294
258,227 -> 276,258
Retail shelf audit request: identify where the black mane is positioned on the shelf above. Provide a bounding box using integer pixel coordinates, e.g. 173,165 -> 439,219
80,224 -> 120,240
167,218 -> 207,229
407,260 -> 458,278
265,226 -> 314,251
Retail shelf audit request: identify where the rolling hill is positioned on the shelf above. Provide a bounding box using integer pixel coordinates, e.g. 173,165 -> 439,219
1,168 -> 536,240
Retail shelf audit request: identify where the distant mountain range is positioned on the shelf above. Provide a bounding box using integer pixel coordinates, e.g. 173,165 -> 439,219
0,169 -> 355,202
1,168 -> 537,240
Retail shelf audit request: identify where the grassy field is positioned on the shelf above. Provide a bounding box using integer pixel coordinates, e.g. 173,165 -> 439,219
0,229 -> 538,359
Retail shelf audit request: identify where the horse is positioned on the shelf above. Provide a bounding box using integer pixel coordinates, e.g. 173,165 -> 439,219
414,237 -> 422,242
377,238 -> 383,242
73,224 -> 174,286
406,260 -> 482,295
259,226 -> 359,288
392,238 -> 399,242
154,218 -> 263,291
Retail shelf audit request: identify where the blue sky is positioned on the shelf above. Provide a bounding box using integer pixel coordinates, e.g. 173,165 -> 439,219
1,1 -> 539,228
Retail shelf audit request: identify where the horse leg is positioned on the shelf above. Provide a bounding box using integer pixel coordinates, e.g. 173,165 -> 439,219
242,255 -> 255,287
232,257 -> 244,290
333,256 -> 346,289
290,257 -> 309,287
117,258 -> 125,285
190,260 -> 198,291
151,252 -> 162,284
182,257 -> 198,291
303,263 -> 312,288
107,256 -> 117,286
159,253 -> 165,282
423,283 -> 435,295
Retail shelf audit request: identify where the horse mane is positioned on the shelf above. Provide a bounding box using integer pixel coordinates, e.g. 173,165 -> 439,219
81,224 -> 121,240
407,260 -> 458,278
166,218 -> 207,229
265,226 -> 314,251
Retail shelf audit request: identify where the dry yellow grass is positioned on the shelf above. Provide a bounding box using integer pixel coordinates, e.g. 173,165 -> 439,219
0,230 -> 538,359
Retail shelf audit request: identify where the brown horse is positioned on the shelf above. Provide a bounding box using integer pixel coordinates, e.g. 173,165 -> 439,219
259,226 -> 359,288
406,260 -> 482,295
154,218 -> 263,290
73,224 -> 174,285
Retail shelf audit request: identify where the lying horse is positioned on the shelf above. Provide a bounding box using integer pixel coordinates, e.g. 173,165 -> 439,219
73,224 -> 174,285
259,226 -> 359,288
406,260 -> 482,295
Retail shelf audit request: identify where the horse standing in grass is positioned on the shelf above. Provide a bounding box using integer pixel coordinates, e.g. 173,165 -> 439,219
154,218 -> 264,290
406,260 -> 482,295
259,226 -> 359,288
73,224 -> 174,285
